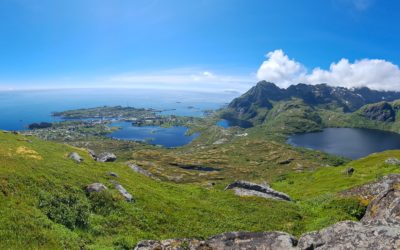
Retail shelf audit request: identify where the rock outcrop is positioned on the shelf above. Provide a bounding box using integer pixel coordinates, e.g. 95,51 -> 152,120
108,172 -> 119,177
360,101 -> 396,122
341,174 -> 400,201
87,149 -> 97,160
110,181 -> 134,202
361,187 -> 400,226
224,180 -> 292,201
385,157 -> 400,166
128,163 -> 159,180
135,232 -> 298,250
86,183 -> 107,193
297,221 -> 400,250
135,175 -> 400,250
96,152 -> 117,162
228,81 -> 400,117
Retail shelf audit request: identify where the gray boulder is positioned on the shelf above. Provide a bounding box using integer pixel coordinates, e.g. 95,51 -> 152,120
134,239 -> 202,250
206,232 -> 297,250
361,187 -> 400,226
344,167 -> 354,176
341,174 -> 400,201
87,149 -> 97,160
96,152 -> 117,162
225,180 -> 292,201
111,181 -> 134,202
86,183 -> 107,193
134,174 -> 400,250
68,152 -> 83,163
128,163 -> 159,180
385,157 -> 400,166
135,231 -> 297,250
298,176 -> 400,250
298,221 -> 400,250
108,172 -> 119,177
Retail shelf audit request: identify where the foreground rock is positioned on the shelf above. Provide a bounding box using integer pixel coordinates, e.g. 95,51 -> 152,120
298,221 -> 400,249
86,183 -> 107,193
224,180 -> 292,201
127,163 -> 159,180
341,174 -> 400,201
361,187 -> 400,226
385,157 -> 400,166
300,176 -> 400,249
110,181 -> 134,202
68,152 -> 83,163
135,232 -> 297,250
135,175 -> 400,249
108,172 -> 119,177
96,152 -> 117,162
87,149 -> 97,160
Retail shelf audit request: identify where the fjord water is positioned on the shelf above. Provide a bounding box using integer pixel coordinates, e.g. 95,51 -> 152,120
0,89 -> 238,147
0,89 -> 238,131
288,128 -> 400,159
107,122 -> 199,148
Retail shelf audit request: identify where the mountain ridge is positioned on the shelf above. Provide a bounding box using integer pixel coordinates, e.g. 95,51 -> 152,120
229,81 -> 400,114
223,81 -> 400,132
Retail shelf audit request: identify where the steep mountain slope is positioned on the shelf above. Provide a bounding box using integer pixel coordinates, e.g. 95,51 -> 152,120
223,81 -> 400,134
229,81 -> 400,114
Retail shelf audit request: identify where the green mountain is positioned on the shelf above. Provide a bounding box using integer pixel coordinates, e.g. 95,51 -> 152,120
2,82 -> 400,248
222,81 -> 400,134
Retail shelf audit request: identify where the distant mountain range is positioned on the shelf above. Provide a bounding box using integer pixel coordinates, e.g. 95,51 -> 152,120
229,81 -> 400,113
223,81 -> 400,134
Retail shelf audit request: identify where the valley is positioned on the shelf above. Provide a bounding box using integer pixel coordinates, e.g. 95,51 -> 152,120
3,82 -> 400,249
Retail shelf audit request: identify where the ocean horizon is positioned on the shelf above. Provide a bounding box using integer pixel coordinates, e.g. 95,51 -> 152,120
0,88 -> 240,131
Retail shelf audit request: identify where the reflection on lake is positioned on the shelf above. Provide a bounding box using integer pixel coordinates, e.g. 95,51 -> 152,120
216,119 -> 230,128
288,128 -> 400,159
107,122 -> 199,148
216,118 -> 253,128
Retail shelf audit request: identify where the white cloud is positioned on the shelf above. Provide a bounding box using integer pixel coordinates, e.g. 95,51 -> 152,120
0,68 -> 256,93
332,0 -> 374,11
352,0 -> 374,11
257,49 -> 400,91
256,50 -> 306,88
107,68 -> 255,92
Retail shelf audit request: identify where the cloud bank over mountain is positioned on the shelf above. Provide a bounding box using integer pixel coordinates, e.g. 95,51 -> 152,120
257,49 -> 400,91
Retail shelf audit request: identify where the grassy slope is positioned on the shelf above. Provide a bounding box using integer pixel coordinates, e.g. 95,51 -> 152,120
1,131 -> 398,249
0,132 -> 317,249
273,150 -> 400,200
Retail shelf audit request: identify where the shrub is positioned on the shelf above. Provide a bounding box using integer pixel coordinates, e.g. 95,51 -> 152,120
323,197 -> 367,220
38,190 -> 90,230
89,190 -> 124,216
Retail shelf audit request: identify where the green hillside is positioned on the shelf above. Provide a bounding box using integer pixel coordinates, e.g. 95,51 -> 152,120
1,131 -> 399,249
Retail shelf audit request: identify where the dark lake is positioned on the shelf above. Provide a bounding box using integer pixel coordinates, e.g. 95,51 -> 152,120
216,118 -> 253,128
287,128 -> 400,159
107,122 -> 199,148
216,119 -> 230,128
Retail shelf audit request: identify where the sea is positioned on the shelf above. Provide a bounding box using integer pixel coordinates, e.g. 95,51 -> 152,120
0,88 -> 239,147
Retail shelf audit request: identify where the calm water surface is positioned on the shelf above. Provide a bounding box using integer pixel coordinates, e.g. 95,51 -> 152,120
0,89 -> 239,147
108,122 -> 199,148
0,89 -> 238,131
288,128 -> 400,159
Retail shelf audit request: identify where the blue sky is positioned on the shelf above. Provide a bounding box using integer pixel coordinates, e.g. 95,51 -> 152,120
0,0 -> 400,91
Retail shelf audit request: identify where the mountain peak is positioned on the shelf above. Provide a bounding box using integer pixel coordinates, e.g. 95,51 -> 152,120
255,81 -> 280,89
227,82 -> 400,124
